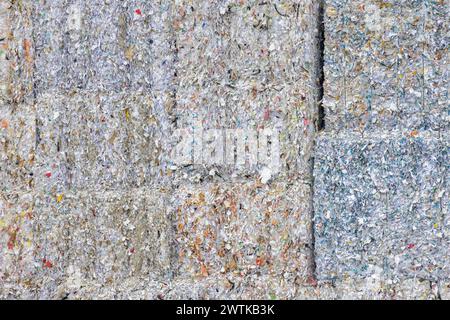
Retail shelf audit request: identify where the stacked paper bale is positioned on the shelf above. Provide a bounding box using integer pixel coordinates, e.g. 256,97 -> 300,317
33,0 -> 176,298
166,0 -> 321,297
322,0 -> 447,132
314,0 -> 448,294
1,0 -> 321,299
1,0 -> 176,298
1,0 -> 447,299
0,0 -> 36,298
169,0 -> 318,181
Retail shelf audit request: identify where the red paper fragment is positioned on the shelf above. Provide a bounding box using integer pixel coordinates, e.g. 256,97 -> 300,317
7,240 -> 14,250
43,259 -> 53,268
256,257 -> 264,267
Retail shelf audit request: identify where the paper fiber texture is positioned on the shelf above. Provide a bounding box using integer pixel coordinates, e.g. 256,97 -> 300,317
0,0 -> 448,299
313,0 -> 449,297
323,0 -> 447,132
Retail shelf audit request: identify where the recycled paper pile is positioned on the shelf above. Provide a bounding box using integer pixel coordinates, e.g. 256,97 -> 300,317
0,0 -> 448,299
314,0 -> 449,298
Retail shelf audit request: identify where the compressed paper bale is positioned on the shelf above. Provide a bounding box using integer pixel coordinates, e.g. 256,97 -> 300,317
93,275 -> 314,300
8,0 -> 34,104
0,0 -> 9,101
103,1 -> 176,93
325,278 -> 387,300
62,276 -> 440,300
170,181 -> 312,282
32,1 -> 175,93
33,188 -> 172,287
294,283 -> 336,300
35,91 -> 166,191
423,1 -> 448,131
3,0 -> 447,300
168,0 -> 319,182
380,134 -> 446,280
170,275 -> 316,300
173,0 -> 272,130
70,277 -> 169,300
31,191 -> 97,294
125,93 -> 168,186
299,279 -> 438,300
323,0 -> 448,132
322,0 -> 387,131
33,0 -> 125,92
379,279 -> 438,300
142,1 -> 177,181
323,0 -> 372,131
168,274 -> 305,300
90,188 -> 172,281
121,0 -> 177,90
310,278 -> 438,300
166,277 -> 438,300
313,134 -> 390,279
294,279 -> 436,300
0,105 -> 35,193
0,192 -> 35,285
32,1 -> 177,189
166,277 -> 440,300
121,1 -> 152,91
31,0 -> 320,186
64,0 -> 90,91
389,278 -> 438,300
0,0 -> 33,105
396,1 -> 426,130
314,131 -> 447,281
85,1 -> 129,92
32,0 -> 87,93
59,276 -> 234,300
55,276 -> 169,300
34,93 -> 69,192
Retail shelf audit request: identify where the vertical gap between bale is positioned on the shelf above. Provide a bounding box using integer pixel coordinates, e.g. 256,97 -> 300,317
308,0 -> 326,284
309,0 -> 325,286
317,0 -> 325,132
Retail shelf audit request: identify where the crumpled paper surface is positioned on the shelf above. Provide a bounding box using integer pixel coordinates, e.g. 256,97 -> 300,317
323,0 -> 448,132
171,181 -> 313,281
1,0 -> 321,299
0,0 -> 448,300
314,131 -> 447,281
315,0 -> 449,295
